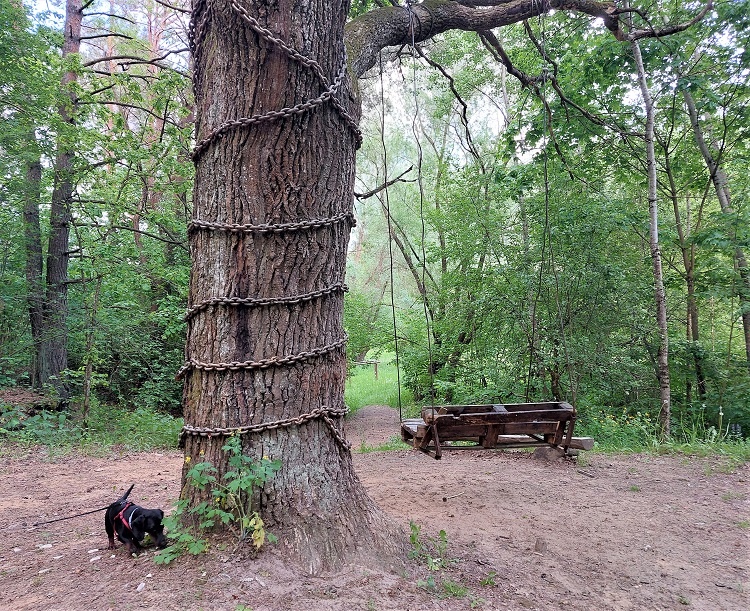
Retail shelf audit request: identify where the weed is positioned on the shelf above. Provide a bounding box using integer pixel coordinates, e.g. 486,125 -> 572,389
629,485 -> 641,492
737,520 -> 750,529
416,575 -> 437,591
470,596 -> 487,608
154,436 -> 280,564
678,594 -> 690,605
441,579 -> 468,597
0,399 -> 182,452
408,521 -> 453,571
480,570 -> 497,586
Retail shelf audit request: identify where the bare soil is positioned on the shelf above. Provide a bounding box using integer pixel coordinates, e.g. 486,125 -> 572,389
0,404 -> 748,610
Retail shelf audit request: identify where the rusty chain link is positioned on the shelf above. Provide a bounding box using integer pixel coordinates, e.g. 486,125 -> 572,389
188,211 -> 355,235
175,335 -> 347,380
185,282 -> 347,322
227,0 -> 361,143
189,0 -> 362,162
178,405 -> 351,451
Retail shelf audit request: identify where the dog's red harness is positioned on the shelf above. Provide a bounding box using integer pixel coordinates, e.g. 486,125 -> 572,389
115,502 -> 136,532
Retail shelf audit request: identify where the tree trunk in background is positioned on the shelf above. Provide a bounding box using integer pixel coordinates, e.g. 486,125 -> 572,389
23,140 -> 44,389
684,89 -> 750,371
40,0 -> 82,402
631,35 -> 671,439
182,0 -> 404,573
665,158 -> 706,402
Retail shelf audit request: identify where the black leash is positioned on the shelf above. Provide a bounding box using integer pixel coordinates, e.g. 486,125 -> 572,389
33,483 -> 136,527
33,505 -> 110,526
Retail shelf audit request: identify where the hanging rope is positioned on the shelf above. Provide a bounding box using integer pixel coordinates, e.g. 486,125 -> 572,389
378,53 -> 405,422
406,0 -> 437,415
533,1 -> 576,403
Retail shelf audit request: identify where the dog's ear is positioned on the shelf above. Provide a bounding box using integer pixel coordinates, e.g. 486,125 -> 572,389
131,513 -> 146,541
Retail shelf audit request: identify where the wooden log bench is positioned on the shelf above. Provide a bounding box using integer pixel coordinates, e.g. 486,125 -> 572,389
401,402 -> 586,459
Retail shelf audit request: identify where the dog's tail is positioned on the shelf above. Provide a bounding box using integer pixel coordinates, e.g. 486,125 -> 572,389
117,484 -> 135,504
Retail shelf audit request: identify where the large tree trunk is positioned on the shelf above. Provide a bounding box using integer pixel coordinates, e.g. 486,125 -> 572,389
41,0 -> 82,401
182,0 -> 404,573
631,34 -> 671,439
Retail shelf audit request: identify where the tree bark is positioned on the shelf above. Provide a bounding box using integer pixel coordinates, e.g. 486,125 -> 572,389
23,138 -> 44,389
664,157 -> 706,402
183,0 -> 404,574
41,0 -> 82,402
631,33 -> 671,439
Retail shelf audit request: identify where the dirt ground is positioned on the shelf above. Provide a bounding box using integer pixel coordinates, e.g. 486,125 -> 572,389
0,404 -> 748,611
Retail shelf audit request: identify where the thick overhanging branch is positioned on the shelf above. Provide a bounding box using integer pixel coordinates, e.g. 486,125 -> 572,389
345,0 -> 623,77
345,0 -> 712,77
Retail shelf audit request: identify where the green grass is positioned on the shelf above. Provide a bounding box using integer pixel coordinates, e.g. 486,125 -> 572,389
576,408 -> 750,466
357,435 -> 410,453
345,354 -> 413,415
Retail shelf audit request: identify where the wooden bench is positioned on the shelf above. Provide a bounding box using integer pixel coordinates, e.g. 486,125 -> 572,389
401,402 -> 584,459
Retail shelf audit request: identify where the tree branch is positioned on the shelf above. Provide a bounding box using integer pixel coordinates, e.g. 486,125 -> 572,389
83,12 -> 137,24
153,0 -> 191,14
80,33 -> 134,41
346,0 -> 712,76
627,1 -> 712,41
346,0 -> 625,76
354,166 -> 415,199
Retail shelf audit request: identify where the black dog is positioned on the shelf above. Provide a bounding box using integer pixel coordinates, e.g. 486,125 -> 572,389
105,484 -> 167,554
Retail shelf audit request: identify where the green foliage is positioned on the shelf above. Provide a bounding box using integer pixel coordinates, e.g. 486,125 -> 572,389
0,399 -> 181,452
577,410 -> 658,452
408,521 -> 453,571
344,289 -> 394,367
409,522 -> 471,599
348,0 -> 377,20
154,437 -> 281,565
441,579 -> 468,598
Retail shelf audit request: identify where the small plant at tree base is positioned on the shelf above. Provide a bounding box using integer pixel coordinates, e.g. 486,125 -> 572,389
154,436 -> 281,564
408,521 -> 454,571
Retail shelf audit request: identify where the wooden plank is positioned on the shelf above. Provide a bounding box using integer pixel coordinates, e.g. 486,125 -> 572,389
431,410 -> 573,426
495,435 -> 594,450
421,402 -> 573,421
